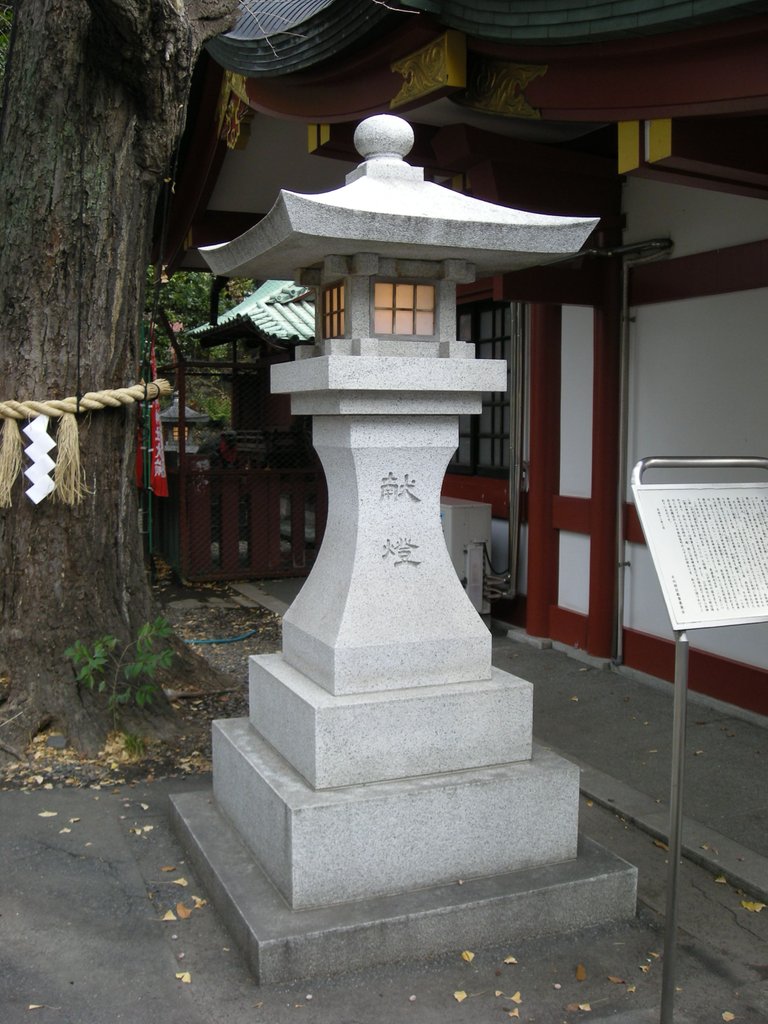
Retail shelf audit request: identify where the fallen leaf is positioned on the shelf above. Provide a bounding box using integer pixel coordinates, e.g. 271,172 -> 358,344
140,803 -> 149,811
192,896 -> 207,909
575,963 -> 587,981
579,1003 -> 592,1012
507,1011 -> 519,1019
714,875 -> 727,885
175,972 -> 191,984
68,818 -> 80,824
176,903 -> 192,919
607,975 -> 624,985
142,825 -> 154,833
160,865 -> 176,872
741,900 -> 766,913
627,984 -> 637,993
640,965 -> 651,974
453,991 -> 467,1003
461,950 -> 475,963
37,811 -> 57,818
162,910 -> 177,921
495,990 -> 503,997
503,956 -> 518,964
722,1013 -> 736,1022
653,839 -> 669,851
28,1005 -> 44,1010
172,877 -> 189,887
648,952 -> 660,959
511,991 -> 522,1004
58,828 -> 71,834
570,696 -> 579,702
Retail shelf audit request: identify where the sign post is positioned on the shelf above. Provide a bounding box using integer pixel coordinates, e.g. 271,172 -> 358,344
631,455 -> 768,1023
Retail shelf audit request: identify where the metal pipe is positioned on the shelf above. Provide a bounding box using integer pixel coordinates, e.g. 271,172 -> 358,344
632,454 -> 768,487
660,629 -> 689,1024
613,240 -> 674,663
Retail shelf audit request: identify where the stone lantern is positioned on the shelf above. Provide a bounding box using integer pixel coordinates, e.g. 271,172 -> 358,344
172,115 -> 636,981
159,391 -> 208,453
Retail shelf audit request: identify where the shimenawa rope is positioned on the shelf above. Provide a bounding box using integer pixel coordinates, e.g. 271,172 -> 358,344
0,378 -> 171,507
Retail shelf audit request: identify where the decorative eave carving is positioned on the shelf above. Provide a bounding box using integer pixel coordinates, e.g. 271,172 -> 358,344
390,31 -> 466,109
458,58 -> 547,120
216,71 -> 253,150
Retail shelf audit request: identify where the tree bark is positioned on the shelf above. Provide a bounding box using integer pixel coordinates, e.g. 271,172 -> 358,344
0,0 -> 237,757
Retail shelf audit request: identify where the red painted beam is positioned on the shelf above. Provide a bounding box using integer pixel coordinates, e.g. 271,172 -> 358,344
526,304 -> 562,639
587,258 -> 622,659
552,495 -> 591,534
630,239 -> 768,305
442,474 -> 510,519
479,15 -> 768,121
161,55 -> 228,271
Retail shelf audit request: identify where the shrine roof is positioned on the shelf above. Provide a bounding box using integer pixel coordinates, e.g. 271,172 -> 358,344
201,115 -> 597,280
207,0 -> 768,76
188,280 -> 315,346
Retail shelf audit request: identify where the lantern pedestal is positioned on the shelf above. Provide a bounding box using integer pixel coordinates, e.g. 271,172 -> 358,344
171,355 -> 637,980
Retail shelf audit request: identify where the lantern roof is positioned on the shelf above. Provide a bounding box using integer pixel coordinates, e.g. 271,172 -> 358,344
160,392 -> 209,425
201,114 -> 598,281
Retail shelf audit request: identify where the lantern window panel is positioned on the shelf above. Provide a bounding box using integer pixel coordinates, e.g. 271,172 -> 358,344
322,282 -> 345,339
373,281 -> 436,336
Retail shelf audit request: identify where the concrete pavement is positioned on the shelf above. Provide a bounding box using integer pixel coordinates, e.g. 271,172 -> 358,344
1,579 -> 767,1023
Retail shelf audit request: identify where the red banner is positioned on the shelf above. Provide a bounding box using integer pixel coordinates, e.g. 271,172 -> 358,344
136,338 -> 168,497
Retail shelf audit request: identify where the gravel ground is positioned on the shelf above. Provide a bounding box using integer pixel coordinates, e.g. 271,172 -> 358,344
0,578 -> 284,791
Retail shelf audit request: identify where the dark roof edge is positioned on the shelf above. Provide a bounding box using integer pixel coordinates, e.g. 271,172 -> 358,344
401,0 -> 768,44
206,0 -> 397,77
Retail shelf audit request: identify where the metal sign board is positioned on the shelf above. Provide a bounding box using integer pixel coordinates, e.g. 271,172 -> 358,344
631,481 -> 768,631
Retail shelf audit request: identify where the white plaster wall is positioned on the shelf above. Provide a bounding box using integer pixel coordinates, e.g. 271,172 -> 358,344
558,531 -> 591,614
558,306 -> 594,613
626,289 -> 768,481
622,174 -> 768,670
623,178 -> 768,258
560,306 -> 594,498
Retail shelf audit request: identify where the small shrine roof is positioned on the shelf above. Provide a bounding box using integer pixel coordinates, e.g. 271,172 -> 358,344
188,280 -> 315,346
201,116 -> 598,280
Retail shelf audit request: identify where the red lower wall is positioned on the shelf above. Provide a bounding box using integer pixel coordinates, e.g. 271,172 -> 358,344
623,628 -> 768,716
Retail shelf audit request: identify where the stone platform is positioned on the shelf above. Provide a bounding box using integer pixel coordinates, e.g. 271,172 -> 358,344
247,653 -> 533,788
211,718 -> 580,908
170,788 -> 637,984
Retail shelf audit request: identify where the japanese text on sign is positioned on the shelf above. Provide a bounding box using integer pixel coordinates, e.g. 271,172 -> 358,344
632,484 -> 768,630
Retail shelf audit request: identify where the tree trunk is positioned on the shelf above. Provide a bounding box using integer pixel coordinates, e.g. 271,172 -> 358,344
0,0 -> 237,758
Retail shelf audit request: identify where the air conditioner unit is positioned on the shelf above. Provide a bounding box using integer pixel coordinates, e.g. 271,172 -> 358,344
440,497 -> 492,613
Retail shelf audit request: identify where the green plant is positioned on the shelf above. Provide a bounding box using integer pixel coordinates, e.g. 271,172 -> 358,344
121,732 -> 146,759
65,617 -> 174,727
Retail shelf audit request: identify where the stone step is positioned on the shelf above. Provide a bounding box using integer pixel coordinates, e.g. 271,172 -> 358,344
248,653 -> 533,788
211,718 -> 580,908
171,787 -> 637,985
